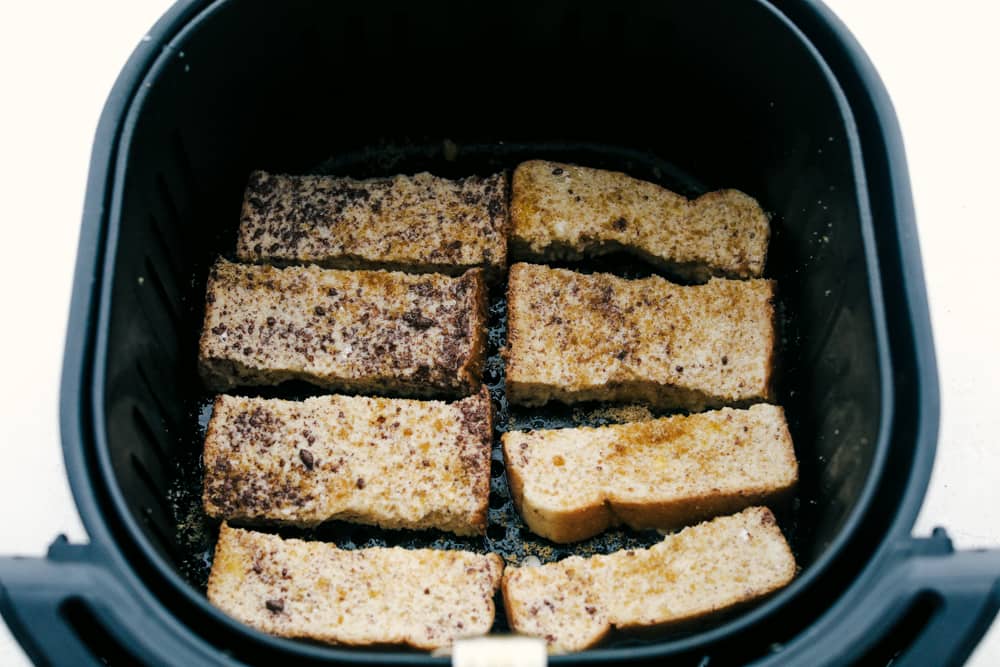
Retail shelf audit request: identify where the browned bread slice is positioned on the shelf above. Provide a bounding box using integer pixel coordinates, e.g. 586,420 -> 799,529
502,404 -> 797,543
237,170 -> 508,276
198,258 -> 486,397
502,507 -> 795,653
504,263 -> 775,410
204,387 -> 492,536
207,524 -> 504,650
510,160 -> 768,280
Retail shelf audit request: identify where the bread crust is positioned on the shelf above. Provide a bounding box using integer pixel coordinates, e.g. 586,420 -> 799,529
511,161 -> 768,280
505,263 -> 775,410
198,259 -> 487,397
502,405 -> 797,543
238,170 -> 508,277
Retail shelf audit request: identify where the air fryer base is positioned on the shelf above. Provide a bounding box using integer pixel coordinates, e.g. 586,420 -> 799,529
1,1 -> 998,666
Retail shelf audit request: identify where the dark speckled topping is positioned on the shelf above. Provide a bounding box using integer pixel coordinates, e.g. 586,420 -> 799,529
198,259 -> 487,397
202,388 -> 493,536
237,171 -> 508,276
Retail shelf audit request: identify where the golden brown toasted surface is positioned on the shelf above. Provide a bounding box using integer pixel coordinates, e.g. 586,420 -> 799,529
198,259 -> 486,397
511,161 -> 769,279
207,524 -> 503,650
502,405 -> 797,543
502,507 -> 795,653
237,171 -> 508,276
504,263 -> 775,410
204,388 -> 492,536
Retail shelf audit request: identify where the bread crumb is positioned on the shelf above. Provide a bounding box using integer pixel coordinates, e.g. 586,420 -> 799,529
572,404 -> 654,425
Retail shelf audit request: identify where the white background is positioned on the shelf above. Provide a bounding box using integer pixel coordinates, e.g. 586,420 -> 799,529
0,1 -> 997,665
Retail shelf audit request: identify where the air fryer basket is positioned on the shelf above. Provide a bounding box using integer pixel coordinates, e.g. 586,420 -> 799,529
1,1 -> 998,666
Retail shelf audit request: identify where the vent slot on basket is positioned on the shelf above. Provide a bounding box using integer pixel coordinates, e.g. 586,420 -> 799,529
60,598 -> 145,666
143,255 -> 184,340
135,359 -> 184,437
857,592 -> 941,665
131,406 -> 170,475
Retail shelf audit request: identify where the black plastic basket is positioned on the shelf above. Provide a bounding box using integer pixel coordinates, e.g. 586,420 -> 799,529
1,1 -> 998,665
